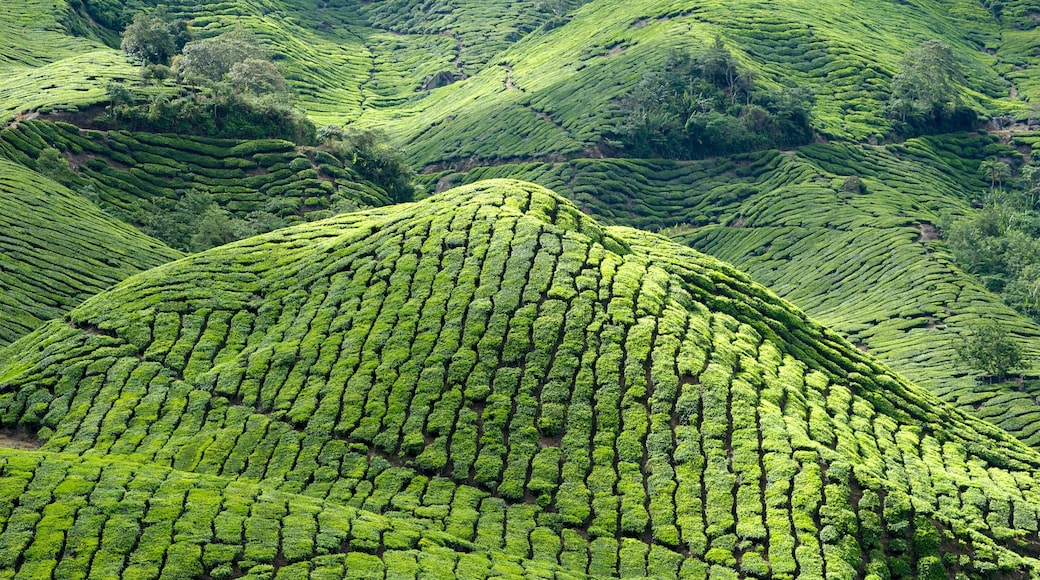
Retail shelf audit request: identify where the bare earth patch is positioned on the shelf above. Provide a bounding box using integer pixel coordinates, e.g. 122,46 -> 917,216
0,430 -> 40,451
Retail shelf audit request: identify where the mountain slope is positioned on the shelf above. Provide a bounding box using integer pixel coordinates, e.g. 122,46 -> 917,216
0,158 -> 181,346
2,180 -> 1040,577
0,0 -> 135,125
427,135 -> 1040,447
3,0 -> 1020,166
0,120 -> 396,239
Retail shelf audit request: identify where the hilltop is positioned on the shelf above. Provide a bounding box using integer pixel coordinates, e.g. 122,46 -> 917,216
2,181 -> 1040,577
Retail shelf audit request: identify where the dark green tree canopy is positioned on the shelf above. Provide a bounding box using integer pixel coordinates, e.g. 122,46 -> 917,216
228,58 -> 289,97
175,30 -> 265,83
957,320 -> 1024,380
888,39 -> 966,125
120,9 -> 189,65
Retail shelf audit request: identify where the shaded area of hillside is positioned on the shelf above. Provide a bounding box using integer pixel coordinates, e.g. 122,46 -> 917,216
2,182 -> 1040,577
0,120 -> 395,250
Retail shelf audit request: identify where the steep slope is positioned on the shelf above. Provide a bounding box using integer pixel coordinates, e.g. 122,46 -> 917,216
0,158 -> 181,347
3,0 -> 1020,166
3,181 -> 1040,577
0,0 -> 135,125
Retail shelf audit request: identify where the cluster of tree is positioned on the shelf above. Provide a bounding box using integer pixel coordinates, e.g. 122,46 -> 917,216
105,10 -> 313,144
137,188 -> 289,252
616,36 -> 815,159
887,40 -> 977,137
943,158 -> 1040,319
941,157 -> 1039,380
318,126 -> 417,203
957,320 -> 1023,381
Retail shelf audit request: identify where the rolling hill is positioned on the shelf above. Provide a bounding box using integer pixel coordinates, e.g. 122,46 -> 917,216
2,181 -> 1040,578
426,133 -> 1040,449
0,120 -> 396,246
7,2 -> 1040,577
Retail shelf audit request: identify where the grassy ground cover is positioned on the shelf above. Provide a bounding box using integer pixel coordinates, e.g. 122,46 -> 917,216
2,181 -> 1040,577
0,158 -> 181,347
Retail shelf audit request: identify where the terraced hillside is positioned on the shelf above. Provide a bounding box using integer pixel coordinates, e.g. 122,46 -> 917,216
4,181 -> 1040,577
137,0 -> 1016,168
0,0 -> 136,125
2,0 -> 1026,167
0,158 -> 181,347
421,135 -> 1040,447
0,120 -> 394,246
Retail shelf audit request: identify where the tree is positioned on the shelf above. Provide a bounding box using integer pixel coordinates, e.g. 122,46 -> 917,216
120,9 -> 189,65
889,39 -> 964,122
176,30 -> 264,83
1017,164 -> 1040,210
228,58 -> 288,98
326,128 -> 417,203
957,320 -> 1023,380
36,148 -> 75,184
979,158 -> 1011,190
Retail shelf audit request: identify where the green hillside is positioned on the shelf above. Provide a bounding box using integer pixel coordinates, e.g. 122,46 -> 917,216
7,2 -> 1040,577
0,158 -> 181,347
0,0 -> 136,126
0,0 -> 1026,165
3,181 -> 1040,578
0,120 -> 395,250
425,135 -> 1040,445
123,0 -> 1016,168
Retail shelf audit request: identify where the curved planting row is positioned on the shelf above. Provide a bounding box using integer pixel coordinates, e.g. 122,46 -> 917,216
26,0 -> 1009,169
0,159 -> 180,347
0,120 -> 392,229
0,0 -> 136,125
2,181 -> 1040,577
0,449 -> 578,580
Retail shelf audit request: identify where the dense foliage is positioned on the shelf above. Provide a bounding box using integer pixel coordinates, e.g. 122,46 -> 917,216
104,86 -> 316,144
957,320 -> 1024,380
943,158 -> 1040,319
887,40 -> 979,137
0,120 -> 399,252
320,127 -> 418,203
617,38 -> 815,159
119,8 -> 190,65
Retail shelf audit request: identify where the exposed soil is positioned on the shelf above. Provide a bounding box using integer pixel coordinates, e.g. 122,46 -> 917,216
0,429 -> 40,451
916,223 -> 940,242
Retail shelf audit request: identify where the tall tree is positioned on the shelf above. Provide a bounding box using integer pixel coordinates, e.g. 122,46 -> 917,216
176,30 -> 264,83
120,9 -> 189,65
979,158 -> 1011,190
888,39 -> 964,121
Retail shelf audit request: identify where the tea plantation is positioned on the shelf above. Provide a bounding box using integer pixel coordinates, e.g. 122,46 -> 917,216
0,0 -> 1024,167
423,135 -> 1040,450
7,0 -> 1040,577
0,158 -> 181,347
3,181 -> 1040,578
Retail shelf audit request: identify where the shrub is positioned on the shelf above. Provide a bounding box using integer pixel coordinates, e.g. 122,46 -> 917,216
956,320 -> 1023,380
